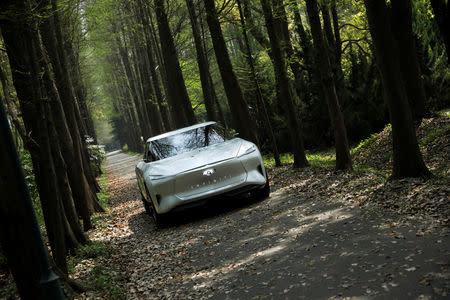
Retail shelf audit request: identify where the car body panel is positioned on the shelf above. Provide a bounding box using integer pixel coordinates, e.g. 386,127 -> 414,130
135,122 -> 268,214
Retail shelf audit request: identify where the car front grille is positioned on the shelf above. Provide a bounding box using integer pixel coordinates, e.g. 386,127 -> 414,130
174,160 -> 246,199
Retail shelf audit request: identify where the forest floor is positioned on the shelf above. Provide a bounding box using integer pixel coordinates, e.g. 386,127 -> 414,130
69,113 -> 449,299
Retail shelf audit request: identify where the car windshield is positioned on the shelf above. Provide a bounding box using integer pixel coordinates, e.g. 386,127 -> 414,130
150,125 -> 227,160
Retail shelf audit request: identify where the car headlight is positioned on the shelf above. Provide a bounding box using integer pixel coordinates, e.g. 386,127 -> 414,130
237,143 -> 256,157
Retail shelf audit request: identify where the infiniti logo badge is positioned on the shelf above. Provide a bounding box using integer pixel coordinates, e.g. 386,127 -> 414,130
202,168 -> 216,176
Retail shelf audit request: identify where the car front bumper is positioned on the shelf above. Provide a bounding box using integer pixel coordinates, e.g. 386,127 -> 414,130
149,150 -> 267,214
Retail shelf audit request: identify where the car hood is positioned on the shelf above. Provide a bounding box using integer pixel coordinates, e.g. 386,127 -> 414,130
146,138 -> 245,177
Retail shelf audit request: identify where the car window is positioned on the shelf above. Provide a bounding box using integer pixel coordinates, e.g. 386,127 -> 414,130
150,125 -> 227,160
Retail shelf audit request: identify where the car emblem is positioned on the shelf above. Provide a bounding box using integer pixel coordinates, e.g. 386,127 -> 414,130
203,168 -> 216,176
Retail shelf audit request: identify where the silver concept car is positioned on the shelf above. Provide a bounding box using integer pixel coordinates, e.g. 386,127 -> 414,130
135,121 -> 269,225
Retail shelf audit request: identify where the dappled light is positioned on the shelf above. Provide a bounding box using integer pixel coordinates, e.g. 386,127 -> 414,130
68,151 -> 450,299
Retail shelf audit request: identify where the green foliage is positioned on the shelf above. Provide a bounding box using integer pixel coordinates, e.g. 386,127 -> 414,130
88,145 -> 106,177
412,0 -> 450,111
18,149 -> 44,231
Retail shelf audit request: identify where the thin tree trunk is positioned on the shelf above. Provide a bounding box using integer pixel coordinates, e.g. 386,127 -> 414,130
186,0 -> 218,122
203,0 -> 258,143
154,0 -> 196,128
260,0 -> 308,167
306,0 -> 352,171
237,0 -> 281,166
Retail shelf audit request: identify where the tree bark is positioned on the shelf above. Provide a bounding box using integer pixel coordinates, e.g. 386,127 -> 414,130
390,0 -> 427,123
306,0 -> 352,171
237,0 -> 281,166
364,0 -> 431,178
260,0 -> 308,167
203,0 -> 258,144
154,0 -> 196,128
186,0 -> 218,122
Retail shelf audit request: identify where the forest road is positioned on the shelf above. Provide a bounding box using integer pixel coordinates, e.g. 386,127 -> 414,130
104,151 -> 449,299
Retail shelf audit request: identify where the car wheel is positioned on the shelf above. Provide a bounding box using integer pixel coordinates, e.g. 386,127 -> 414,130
147,197 -> 167,228
151,207 -> 168,228
142,196 -> 152,215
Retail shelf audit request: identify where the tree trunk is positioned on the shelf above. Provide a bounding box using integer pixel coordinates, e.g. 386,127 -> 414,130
364,0 -> 431,178
260,0 -> 308,167
50,1 -> 102,195
203,0 -> 258,144
0,4 -> 65,296
154,0 -> 196,128
390,0 -> 427,123
39,4 -> 102,229
306,0 -> 352,171
276,0 -> 304,101
237,0 -> 281,166
115,30 -> 152,140
186,0 -> 218,122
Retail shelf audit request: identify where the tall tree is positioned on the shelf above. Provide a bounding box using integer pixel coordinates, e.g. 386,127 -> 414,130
391,0 -> 427,123
364,0 -> 431,178
305,0 -> 352,171
186,0 -> 218,122
203,0 -> 258,143
0,95 -> 64,300
236,0 -> 281,166
260,0 -> 308,167
154,0 -> 196,128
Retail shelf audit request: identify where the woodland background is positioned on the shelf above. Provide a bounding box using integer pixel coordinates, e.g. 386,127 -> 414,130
0,0 -> 449,298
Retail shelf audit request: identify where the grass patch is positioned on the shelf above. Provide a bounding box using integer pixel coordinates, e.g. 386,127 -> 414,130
263,153 -> 294,167
306,150 -> 335,168
67,242 -> 126,299
97,168 -> 110,208
437,109 -> 449,117
264,151 -> 335,168
125,151 -> 142,157
351,123 -> 391,156
66,164 -> 126,299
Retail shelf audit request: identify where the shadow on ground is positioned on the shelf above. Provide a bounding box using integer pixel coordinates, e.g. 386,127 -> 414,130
104,151 -> 449,299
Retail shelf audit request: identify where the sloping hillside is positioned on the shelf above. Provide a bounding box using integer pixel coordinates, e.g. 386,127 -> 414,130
269,112 -> 450,226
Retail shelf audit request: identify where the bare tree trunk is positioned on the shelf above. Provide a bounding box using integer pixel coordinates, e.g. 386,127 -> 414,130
391,0 -> 427,123
237,0 -> 281,166
260,0 -> 308,167
364,0 -> 431,178
154,0 -> 196,128
186,0 -> 218,122
203,0 -> 258,144
306,0 -> 352,171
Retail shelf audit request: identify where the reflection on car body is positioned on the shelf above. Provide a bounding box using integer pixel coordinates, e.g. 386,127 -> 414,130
135,121 -> 270,225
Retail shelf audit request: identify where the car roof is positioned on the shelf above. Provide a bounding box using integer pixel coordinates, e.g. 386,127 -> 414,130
147,121 -> 217,142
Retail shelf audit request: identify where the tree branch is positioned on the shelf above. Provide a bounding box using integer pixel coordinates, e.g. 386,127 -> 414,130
339,23 -> 368,31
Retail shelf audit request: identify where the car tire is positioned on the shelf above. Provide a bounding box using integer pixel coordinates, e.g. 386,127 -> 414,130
151,207 -> 168,228
142,197 -> 152,215
252,171 -> 270,199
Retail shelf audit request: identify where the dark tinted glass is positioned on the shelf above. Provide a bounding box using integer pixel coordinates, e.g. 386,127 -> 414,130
150,125 -> 227,160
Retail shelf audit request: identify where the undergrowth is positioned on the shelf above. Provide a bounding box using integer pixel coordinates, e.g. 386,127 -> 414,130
67,164 -> 126,299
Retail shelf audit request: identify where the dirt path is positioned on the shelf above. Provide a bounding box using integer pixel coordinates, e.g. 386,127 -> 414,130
102,151 -> 449,299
